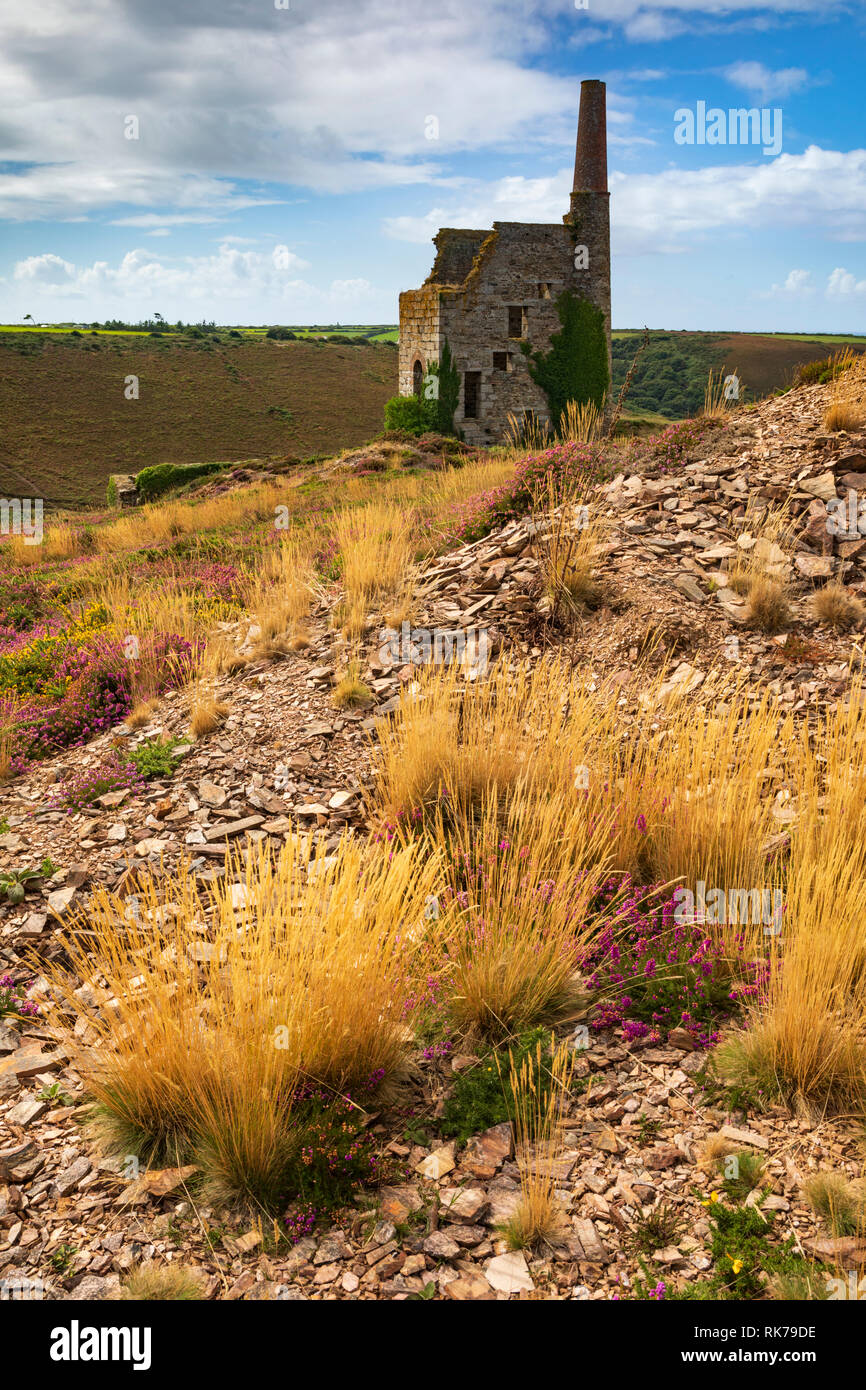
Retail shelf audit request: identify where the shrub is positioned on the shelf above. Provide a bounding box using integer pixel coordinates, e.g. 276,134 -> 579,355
384,394 -> 436,436
135,462 -> 227,502
128,736 -> 183,780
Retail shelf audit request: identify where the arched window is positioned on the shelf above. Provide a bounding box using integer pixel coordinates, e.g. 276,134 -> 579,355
413,358 -> 424,398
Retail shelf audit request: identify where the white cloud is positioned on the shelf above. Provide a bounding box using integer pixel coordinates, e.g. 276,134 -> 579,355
385,147 -> 866,254
765,268 -> 814,296
827,267 -> 866,296
2,0 -> 837,222
13,253 -> 76,284
4,242 -> 376,320
722,61 -> 809,101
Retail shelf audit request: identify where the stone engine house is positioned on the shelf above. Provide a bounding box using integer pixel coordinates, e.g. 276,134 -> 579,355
398,79 -> 612,446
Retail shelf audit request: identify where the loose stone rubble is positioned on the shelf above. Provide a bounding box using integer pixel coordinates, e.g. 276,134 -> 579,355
2,378 -> 865,1300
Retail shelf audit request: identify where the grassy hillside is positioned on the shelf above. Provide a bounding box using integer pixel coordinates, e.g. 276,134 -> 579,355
612,330 -> 866,420
0,331 -> 397,507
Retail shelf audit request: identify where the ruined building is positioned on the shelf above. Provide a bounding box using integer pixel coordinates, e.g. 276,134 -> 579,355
398,79 -> 612,446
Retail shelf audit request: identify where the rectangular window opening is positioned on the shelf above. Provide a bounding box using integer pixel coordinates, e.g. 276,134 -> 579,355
463,371 -> 481,419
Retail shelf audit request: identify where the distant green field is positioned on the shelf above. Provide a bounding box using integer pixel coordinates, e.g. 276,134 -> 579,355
0,325 -> 163,336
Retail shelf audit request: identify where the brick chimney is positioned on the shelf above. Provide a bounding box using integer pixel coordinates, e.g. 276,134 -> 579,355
573,79 -> 608,193
565,78 -> 612,417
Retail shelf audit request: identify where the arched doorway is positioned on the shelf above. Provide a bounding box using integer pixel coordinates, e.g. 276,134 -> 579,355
413,358 -> 424,398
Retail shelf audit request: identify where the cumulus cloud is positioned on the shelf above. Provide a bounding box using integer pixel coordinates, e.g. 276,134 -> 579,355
385,147 -> 866,254
4,242 -> 373,320
765,268 -> 815,297
827,266 -> 866,296
722,61 -> 810,101
0,0 -> 840,222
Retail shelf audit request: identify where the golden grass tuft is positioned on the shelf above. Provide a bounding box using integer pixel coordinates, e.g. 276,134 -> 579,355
747,573 -> 791,633
42,836 -> 447,1208
803,1172 -> 866,1238
436,790 -> 616,1041
332,660 -> 373,709
500,1035 -> 572,1252
188,685 -> 230,738
703,366 -> 744,418
117,1262 -> 205,1301
532,477 -> 605,619
125,698 -> 161,730
811,582 -> 865,631
824,349 -> 865,433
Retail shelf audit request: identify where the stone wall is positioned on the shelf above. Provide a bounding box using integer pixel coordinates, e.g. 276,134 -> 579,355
397,286 -> 441,398
438,221 -> 591,445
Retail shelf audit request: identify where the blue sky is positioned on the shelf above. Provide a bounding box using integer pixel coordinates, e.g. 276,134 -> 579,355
1,0 -> 864,331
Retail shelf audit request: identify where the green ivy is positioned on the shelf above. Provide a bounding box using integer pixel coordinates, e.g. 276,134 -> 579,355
435,339 -> 460,436
529,290 -> 609,424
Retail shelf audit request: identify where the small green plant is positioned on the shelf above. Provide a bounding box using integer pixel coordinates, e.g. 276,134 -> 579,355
38,1081 -> 76,1106
128,736 -> 182,780
670,1193 -> 783,1300
408,1280 -> 437,1300
634,1114 -> 662,1148
41,857 -> 58,878
439,1028 -> 554,1144
49,1244 -> 78,1274
628,1203 -> 684,1256
0,867 -> 42,904
719,1150 -> 767,1203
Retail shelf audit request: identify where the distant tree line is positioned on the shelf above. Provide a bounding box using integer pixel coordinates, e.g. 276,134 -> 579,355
612,332 -> 727,419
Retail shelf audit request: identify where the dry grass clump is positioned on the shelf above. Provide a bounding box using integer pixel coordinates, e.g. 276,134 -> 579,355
44,836 -> 446,1209
118,1262 -> 205,1301
803,1172 -> 866,1238
246,537 -> 315,657
332,659 -> 373,709
811,581 -> 865,631
716,831 -> 866,1116
125,697 -> 161,730
500,1036 -> 572,1252
703,366 -> 744,418
722,501 -> 797,632
747,574 -> 791,633
374,657 -> 787,906
98,573 -> 208,704
188,684 -> 230,738
532,477 -> 605,619
824,349 -> 865,433
725,499 -> 795,597
333,502 -> 415,631
437,791 -> 615,1041
559,398 -> 603,444
505,411 -> 552,451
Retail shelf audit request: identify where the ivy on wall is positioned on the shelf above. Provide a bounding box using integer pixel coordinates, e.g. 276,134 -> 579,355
385,337 -> 461,437
528,290 -> 609,424
435,339 -> 460,436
